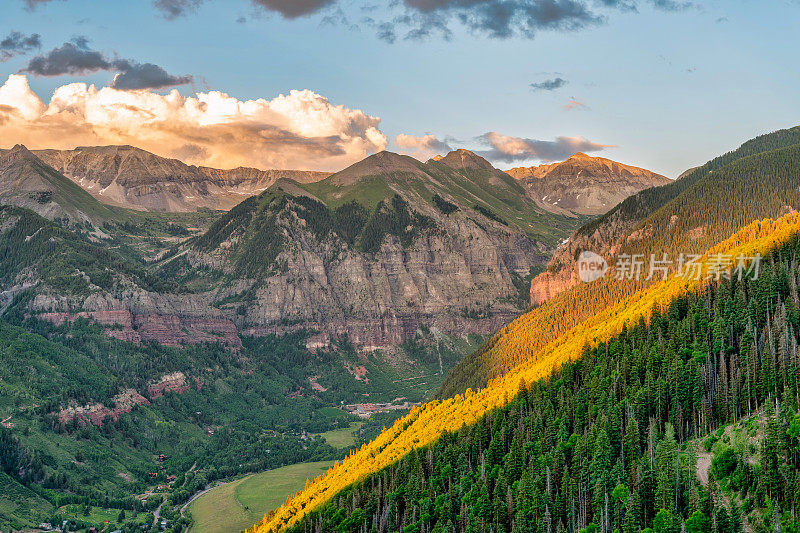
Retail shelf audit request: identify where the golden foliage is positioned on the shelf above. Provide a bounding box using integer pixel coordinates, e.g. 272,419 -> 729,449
249,213 -> 800,533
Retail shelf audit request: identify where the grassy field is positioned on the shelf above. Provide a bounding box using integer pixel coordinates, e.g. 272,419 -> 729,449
314,422 -> 363,449
188,461 -> 334,533
56,504 -> 129,527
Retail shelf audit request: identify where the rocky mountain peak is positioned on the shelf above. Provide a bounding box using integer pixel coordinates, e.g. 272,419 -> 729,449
2,144 -> 43,169
506,152 -> 670,216
327,150 -> 427,186
435,149 -> 495,170
567,152 -> 591,161
31,144 -> 328,212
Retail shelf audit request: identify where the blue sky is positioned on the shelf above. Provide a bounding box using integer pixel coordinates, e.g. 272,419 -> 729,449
1,0 -> 799,176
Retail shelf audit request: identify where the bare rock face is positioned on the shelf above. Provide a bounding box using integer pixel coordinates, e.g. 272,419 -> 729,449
58,373 -> 199,427
528,196 -> 647,305
183,190 -> 548,350
58,389 -> 150,427
147,372 -> 197,399
34,145 -> 329,212
38,310 -> 241,347
509,152 -> 670,215
529,270 -> 577,306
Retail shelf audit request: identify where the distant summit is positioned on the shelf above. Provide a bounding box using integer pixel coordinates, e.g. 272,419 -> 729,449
326,150 -> 429,186
508,152 -> 670,215
0,144 -> 113,225
433,149 -> 495,171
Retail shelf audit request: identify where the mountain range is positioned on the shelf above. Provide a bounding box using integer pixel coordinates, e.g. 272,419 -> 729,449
34,145 -> 329,212
0,143 -> 666,352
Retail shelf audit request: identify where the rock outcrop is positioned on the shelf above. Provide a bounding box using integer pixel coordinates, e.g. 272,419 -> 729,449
38,310 -> 241,347
58,389 -> 150,427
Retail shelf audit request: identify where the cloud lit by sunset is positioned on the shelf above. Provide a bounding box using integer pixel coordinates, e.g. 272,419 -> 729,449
0,74 -> 388,171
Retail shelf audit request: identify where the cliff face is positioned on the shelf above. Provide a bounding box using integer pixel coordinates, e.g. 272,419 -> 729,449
0,146 -> 590,350
508,152 -> 670,215
180,189 -> 548,350
34,145 -> 329,212
0,148 -> 565,351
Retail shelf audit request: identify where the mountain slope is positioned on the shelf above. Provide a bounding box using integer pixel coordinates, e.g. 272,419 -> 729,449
302,148 -> 580,243
164,149 -> 584,350
508,152 -> 670,215
34,145 -> 329,212
249,210 -> 800,533
0,205 -> 241,347
0,144 -> 116,226
439,130 -> 800,397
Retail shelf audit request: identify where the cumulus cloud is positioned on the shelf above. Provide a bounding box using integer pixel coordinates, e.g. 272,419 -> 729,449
396,133 -> 452,160
477,131 -> 613,163
0,32 -> 41,62
22,38 -> 193,90
0,74 -> 388,171
562,97 -> 587,110
530,77 -> 567,91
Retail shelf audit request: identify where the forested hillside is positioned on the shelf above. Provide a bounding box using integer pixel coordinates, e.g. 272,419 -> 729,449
0,203 -> 480,530
440,128 -> 800,397
284,230 -> 800,531
249,211 -> 800,533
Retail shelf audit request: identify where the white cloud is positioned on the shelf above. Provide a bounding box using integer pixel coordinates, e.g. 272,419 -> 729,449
0,74 -> 387,171
395,133 -> 452,160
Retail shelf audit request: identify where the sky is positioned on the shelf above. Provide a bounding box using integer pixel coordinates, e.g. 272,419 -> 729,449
0,0 -> 798,176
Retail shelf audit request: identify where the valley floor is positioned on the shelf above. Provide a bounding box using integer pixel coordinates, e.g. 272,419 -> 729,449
186,462 -> 335,533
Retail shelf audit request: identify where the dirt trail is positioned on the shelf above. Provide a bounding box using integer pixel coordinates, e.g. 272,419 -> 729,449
696,452 -> 712,486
